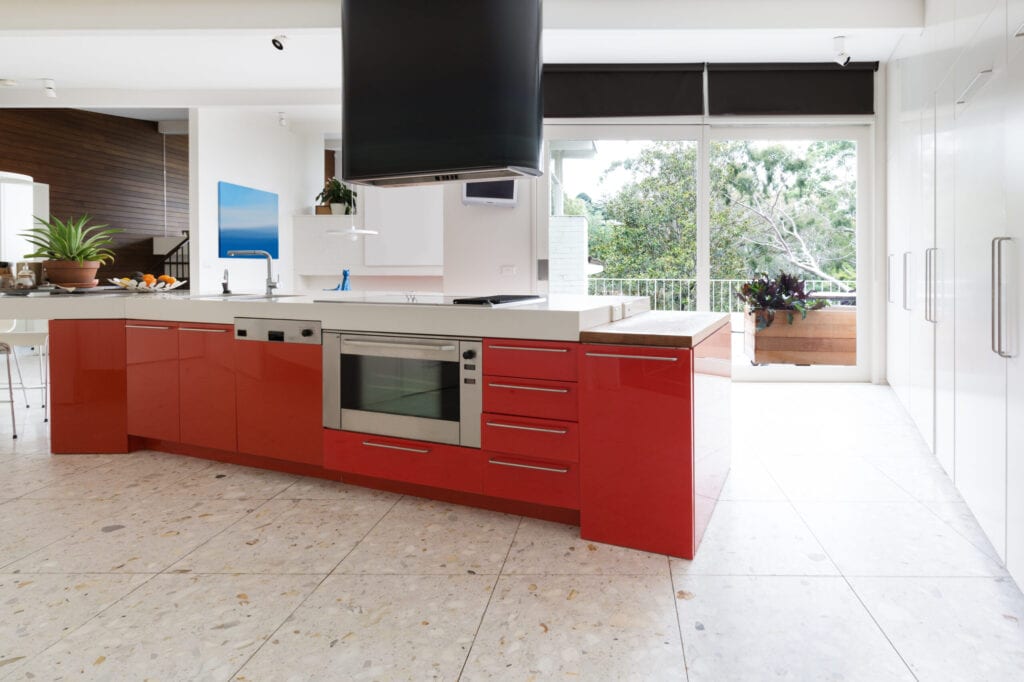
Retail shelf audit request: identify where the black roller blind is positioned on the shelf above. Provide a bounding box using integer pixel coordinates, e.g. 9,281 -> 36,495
707,62 -> 879,116
543,64 -> 705,118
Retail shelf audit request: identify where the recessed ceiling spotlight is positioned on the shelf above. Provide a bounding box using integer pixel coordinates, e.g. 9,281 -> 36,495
42,78 -> 57,98
833,36 -> 851,67
0,78 -> 17,87
271,35 -> 287,51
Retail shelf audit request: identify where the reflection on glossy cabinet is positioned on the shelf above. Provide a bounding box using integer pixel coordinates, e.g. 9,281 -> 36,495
179,323 -> 236,452
126,320 -> 180,442
579,344 -> 696,558
49,319 -> 128,454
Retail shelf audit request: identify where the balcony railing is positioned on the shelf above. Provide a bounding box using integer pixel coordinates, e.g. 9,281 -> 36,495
587,278 -> 856,312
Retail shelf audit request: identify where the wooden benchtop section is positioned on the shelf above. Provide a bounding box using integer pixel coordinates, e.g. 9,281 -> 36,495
580,311 -> 731,348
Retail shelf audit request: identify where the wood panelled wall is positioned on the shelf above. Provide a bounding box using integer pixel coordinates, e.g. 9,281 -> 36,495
0,109 -> 188,281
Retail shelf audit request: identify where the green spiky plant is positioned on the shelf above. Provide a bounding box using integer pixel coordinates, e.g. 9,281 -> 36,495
315,177 -> 357,214
22,215 -> 122,264
735,272 -> 829,330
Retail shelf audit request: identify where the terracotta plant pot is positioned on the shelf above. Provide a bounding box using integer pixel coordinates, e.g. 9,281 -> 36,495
314,205 -> 332,215
44,259 -> 100,288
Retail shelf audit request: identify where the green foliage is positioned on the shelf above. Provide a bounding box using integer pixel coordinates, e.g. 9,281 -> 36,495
735,272 -> 829,329
316,177 -> 357,213
567,139 -> 857,290
22,215 -> 122,264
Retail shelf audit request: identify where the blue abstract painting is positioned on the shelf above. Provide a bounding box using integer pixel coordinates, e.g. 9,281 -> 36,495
218,181 -> 279,258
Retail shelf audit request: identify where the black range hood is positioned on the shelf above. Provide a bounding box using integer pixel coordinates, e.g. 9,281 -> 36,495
341,0 -> 543,187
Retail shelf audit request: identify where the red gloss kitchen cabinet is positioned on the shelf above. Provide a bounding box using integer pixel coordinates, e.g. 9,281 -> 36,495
483,338 -> 578,381
324,430 -> 483,494
125,320 -> 180,442
178,323 -> 236,452
234,319 -> 323,466
579,344 -> 697,558
49,319 -> 129,454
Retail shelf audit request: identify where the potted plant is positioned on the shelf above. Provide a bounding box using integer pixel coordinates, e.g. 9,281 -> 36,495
315,177 -> 357,215
736,272 -> 855,366
21,215 -> 121,288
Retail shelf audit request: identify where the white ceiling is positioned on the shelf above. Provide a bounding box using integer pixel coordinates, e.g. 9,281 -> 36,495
0,0 -> 919,113
0,27 -> 905,100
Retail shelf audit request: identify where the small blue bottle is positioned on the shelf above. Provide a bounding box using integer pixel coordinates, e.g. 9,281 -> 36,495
341,268 -> 350,291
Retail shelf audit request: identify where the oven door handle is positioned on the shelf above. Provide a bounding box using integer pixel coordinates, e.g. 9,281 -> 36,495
343,339 -> 457,352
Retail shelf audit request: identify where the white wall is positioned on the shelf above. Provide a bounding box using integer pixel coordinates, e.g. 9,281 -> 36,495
442,179 -> 536,295
548,215 -> 589,295
189,107 -> 322,294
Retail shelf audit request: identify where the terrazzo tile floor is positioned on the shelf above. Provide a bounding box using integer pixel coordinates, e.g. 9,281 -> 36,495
1,375 -> 1023,680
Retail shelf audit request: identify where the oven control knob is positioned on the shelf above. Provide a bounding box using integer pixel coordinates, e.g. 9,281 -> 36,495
462,349 -> 476,360
301,329 -> 314,337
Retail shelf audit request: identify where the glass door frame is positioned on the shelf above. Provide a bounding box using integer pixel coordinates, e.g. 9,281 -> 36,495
539,121 -> 877,382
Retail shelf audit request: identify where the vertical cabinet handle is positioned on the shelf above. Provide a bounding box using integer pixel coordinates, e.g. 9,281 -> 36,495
887,254 -> 896,303
925,248 -> 938,323
902,252 -> 912,311
993,237 -> 1014,358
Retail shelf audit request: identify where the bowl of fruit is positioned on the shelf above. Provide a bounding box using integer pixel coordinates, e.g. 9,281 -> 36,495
109,272 -> 186,292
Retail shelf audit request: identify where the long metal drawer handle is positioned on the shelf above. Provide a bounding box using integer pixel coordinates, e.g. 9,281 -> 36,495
488,345 -> 568,353
925,248 -> 937,323
180,327 -> 229,333
585,352 -> 677,362
488,383 -> 569,394
488,458 -> 569,474
125,324 -> 173,330
362,440 -> 430,454
485,421 -> 568,435
957,68 -> 993,105
345,340 -> 456,352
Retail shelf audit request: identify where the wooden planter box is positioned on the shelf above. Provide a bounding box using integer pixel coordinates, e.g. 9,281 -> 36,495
744,307 -> 856,366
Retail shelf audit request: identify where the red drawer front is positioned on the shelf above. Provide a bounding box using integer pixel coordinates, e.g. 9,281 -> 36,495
483,454 -> 580,509
324,430 -> 482,495
483,338 -> 578,381
481,413 -> 579,463
483,375 -> 579,422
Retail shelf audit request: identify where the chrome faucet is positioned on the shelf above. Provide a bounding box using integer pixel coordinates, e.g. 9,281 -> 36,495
227,250 -> 278,296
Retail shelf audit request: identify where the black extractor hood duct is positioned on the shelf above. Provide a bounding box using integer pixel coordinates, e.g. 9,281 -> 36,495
341,0 -> 544,187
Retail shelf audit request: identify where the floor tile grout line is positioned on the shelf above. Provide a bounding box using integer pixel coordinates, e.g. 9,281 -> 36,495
916,499 -> 1006,565
151,495 -> 285,575
223,493 -> 406,682
775,463 -> 922,682
456,514 -> 523,682
841,574 -> 921,682
667,555 -> 692,682
0,571 -> 164,677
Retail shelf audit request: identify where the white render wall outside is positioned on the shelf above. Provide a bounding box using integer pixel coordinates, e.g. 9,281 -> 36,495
548,215 -> 589,296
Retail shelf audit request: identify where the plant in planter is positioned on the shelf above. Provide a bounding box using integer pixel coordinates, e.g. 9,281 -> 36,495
736,272 -> 855,366
315,177 -> 357,215
22,215 -> 121,289
735,272 -> 829,329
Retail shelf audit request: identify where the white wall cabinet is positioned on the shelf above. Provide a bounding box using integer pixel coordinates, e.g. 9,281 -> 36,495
888,0 -> 1024,584
1003,38 -> 1024,590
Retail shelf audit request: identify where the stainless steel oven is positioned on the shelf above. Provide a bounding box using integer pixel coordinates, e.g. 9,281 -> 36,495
323,332 -> 482,447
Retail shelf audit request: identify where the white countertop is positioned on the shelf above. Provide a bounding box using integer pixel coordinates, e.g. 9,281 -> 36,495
0,290 -> 651,341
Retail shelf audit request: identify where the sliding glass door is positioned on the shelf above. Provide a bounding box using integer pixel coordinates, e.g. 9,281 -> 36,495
541,123 -> 873,380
